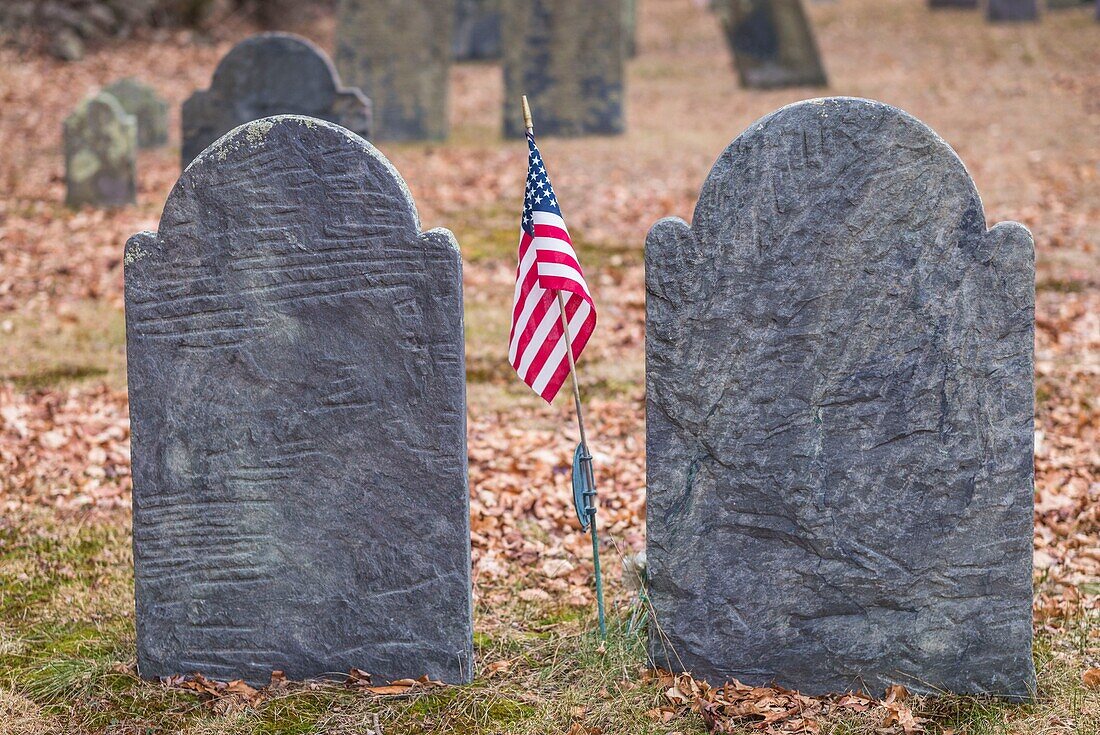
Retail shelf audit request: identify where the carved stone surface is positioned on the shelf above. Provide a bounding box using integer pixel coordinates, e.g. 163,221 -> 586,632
181,33 -> 372,166
987,0 -> 1039,20
127,115 -> 471,686
502,0 -> 624,138
646,98 -> 1035,698
104,77 -> 168,149
715,0 -> 827,89
335,0 -> 452,141
453,0 -> 500,61
63,91 -> 136,208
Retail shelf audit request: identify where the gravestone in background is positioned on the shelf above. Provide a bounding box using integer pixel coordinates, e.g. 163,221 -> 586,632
986,0 -> 1039,21
646,97 -> 1035,698
126,115 -> 472,685
715,0 -> 827,89
335,0 -> 453,140
63,91 -> 136,208
453,0 -> 501,61
502,0 -> 624,138
104,78 -> 168,149
929,0 -> 977,7
181,33 -> 372,166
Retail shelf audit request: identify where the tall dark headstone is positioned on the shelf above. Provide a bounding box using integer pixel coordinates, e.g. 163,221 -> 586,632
335,0 -> 453,141
646,98 -> 1035,698
502,0 -> 624,138
715,0 -> 827,89
453,0 -> 501,61
104,78 -> 169,149
127,115 -> 472,686
987,0 -> 1039,21
64,91 -> 136,208
181,33 -> 372,167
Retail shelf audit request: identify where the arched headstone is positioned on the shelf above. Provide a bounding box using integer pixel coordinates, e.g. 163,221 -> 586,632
502,0 -> 625,138
335,0 -> 453,141
64,91 -> 136,208
126,116 -> 471,685
645,98 -> 1035,698
715,0 -> 827,89
181,33 -> 372,167
104,77 -> 169,149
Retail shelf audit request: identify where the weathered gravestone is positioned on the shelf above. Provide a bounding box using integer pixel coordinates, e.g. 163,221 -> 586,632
502,0 -> 624,138
64,91 -> 136,208
715,0 -> 827,89
126,115 -> 472,685
104,77 -> 168,149
335,0 -> 453,141
453,0 -> 501,61
181,33 -> 372,167
987,0 -> 1039,21
646,97 -> 1035,698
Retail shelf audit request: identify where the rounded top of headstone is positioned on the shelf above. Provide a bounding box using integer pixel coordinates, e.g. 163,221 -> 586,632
209,32 -> 346,108
65,90 -> 134,130
692,96 -> 985,241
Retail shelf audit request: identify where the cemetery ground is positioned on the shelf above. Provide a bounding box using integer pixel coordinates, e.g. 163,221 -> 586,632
0,0 -> 1097,733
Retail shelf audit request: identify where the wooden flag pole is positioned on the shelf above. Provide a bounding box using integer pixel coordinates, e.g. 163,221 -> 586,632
523,96 -> 607,638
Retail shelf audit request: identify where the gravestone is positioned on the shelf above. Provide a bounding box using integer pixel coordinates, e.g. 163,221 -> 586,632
929,0 -> 977,7
63,91 -> 136,208
986,0 -> 1039,21
335,0 -> 452,141
104,78 -> 169,149
453,0 -> 501,61
715,0 -> 827,89
181,33 -> 372,166
126,115 -> 472,685
646,97 -> 1035,698
502,0 -> 624,138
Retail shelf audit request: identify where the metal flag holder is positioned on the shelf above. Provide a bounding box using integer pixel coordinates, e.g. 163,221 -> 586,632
523,96 -> 607,639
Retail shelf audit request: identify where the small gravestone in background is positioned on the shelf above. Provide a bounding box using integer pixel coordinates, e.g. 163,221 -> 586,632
335,0 -> 453,141
64,92 -> 136,208
104,78 -> 168,149
453,0 -> 501,61
929,0 -> 977,7
987,0 -> 1038,21
715,0 -> 827,89
502,0 -> 624,138
646,97 -> 1035,698
181,33 -> 371,166
127,115 -> 472,685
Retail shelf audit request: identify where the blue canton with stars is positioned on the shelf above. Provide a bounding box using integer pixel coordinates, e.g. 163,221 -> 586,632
522,132 -> 562,237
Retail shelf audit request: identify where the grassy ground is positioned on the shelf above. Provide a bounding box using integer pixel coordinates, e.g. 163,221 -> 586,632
0,0 -> 1098,732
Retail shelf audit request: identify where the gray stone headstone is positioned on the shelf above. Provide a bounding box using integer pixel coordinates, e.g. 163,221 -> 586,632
453,0 -> 501,61
502,0 -> 625,138
335,0 -> 453,141
126,115 -> 472,686
929,0 -> 977,7
646,97 -> 1035,698
986,0 -> 1039,21
715,0 -> 827,89
63,92 -> 136,208
104,78 -> 169,149
181,33 -> 372,167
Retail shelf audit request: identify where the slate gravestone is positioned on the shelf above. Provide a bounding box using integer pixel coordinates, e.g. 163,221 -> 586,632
64,92 -> 136,208
502,0 -> 624,138
104,78 -> 168,149
715,0 -> 827,89
453,0 -> 501,61
646,97 -> 1035,698
126,115 -> 472,685
181,33 -> 372,166
987,0 -> 1039,21
335,0 -> 453,141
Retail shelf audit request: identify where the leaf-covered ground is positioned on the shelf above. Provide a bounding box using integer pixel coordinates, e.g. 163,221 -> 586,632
0,0 -> 1097,733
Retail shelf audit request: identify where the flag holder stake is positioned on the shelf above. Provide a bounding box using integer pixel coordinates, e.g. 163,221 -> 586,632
524,96 -> 607,639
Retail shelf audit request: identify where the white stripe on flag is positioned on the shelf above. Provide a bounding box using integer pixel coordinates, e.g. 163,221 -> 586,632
530,300 -> 592,395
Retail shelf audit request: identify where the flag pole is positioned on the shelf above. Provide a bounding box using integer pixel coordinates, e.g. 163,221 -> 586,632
523,96 -> 607,639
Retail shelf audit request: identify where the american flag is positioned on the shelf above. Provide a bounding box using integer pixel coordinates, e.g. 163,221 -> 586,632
508,130 -> 597,403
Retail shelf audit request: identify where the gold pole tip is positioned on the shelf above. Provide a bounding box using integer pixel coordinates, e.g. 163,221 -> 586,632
521,95 -> 533,132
